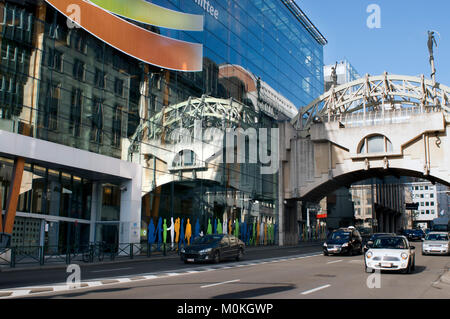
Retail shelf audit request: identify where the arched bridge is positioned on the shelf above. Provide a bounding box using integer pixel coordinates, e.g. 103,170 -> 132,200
280,73 -> 450,202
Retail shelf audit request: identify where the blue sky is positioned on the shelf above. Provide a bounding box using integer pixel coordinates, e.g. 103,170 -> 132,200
297,0 -> 450,85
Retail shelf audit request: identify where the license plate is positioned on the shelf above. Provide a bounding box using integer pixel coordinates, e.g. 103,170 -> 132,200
380,263 -> 392,268
187,258 -> 194,262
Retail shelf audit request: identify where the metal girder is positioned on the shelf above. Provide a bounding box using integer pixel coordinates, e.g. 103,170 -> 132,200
128,95 -> 258,156
292,73 -> 450,130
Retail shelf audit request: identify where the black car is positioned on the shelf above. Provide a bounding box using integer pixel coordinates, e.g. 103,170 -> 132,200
363,233 -> 396,252
402,229 -> 425,241
180,234 -> 245,264
323,227 -> 363,256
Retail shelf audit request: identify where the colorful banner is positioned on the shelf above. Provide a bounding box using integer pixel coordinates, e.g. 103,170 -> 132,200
88,0 -> 204,31
45,0 -> 203,71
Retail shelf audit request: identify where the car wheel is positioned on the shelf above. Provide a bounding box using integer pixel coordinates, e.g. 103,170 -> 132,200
213,251 -> 220,264
365,266 -> 374,273
411,257 -> 416,271
401,260 -> 411,274
236,248 -> 243,261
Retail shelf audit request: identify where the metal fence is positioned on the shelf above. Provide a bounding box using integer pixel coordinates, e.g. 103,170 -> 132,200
0,242 -> 178,268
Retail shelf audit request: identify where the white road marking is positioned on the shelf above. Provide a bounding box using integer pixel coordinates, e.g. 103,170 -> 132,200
200,279 -> 240,288
90,267 -> 133,273
300,284 -> 331,295
327,260 -> 343,264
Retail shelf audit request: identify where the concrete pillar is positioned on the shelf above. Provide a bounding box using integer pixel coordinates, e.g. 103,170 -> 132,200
118,167 -> 142,244
277,160 -> 284,246
89,182 -> 101,243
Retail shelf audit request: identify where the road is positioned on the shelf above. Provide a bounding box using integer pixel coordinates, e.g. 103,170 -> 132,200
1,244 -> 449,299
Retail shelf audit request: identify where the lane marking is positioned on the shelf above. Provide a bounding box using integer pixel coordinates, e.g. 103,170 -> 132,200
201,279 -> 240,288
327,260 -> 343,264
300,284 -> 331,295
90,267 -> 133,273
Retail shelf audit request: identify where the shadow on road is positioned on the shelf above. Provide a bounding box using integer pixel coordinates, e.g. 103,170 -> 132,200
211,285 -> 295,299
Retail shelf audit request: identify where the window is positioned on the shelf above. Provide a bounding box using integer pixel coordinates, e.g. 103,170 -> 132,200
172,150 -> 197,167
44,82 -> 60,131
114,78 -> 124,96
47,48 -> 63,71
73,59 -> 85,81
94,68 -> 106,89
90,98 -> 103,143
71,31 -> 87,53
70,88 -> 82,137
359,135 -> 393,154
112,105 -> 122,147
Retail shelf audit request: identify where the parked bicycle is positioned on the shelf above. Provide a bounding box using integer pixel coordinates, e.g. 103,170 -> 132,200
82,242 -> 106,262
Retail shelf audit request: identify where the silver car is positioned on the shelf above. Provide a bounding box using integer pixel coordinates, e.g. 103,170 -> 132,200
422,232 -> 450,255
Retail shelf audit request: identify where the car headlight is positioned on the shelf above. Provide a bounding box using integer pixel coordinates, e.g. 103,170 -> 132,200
342,242 -> 349,247
323,242 -> 327,247
199,248 -> 212,254
401,253 -> 408,260
366,251 -> 373,259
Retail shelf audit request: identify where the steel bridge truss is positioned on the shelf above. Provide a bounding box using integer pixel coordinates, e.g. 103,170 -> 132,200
292,73 -> 450,130
128,95 -> 258,155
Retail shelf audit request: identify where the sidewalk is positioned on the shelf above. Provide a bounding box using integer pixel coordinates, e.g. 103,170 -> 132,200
0,241 -> 323,273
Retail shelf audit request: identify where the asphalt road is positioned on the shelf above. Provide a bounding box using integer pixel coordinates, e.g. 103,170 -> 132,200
0,244 -> 321,290
4,243 -> 449,299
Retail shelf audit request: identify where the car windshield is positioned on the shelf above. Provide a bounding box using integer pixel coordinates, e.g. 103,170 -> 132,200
372,237 -> 407,249
425,234 -> 449,241
432,225 -> 449,232
192,235 -> 222,245
370,234 -> 389,240
329,232 -> 350,241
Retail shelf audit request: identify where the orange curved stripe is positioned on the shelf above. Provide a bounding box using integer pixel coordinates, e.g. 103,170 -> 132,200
45,0 -> 203,71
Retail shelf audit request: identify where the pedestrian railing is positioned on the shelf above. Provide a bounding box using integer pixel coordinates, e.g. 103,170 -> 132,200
0,237 -> 283,269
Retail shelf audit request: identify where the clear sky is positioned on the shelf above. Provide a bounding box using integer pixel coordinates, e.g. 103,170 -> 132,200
297,0 -> 450,86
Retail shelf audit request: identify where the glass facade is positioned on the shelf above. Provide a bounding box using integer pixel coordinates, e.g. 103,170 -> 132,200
0,0 -> 325,247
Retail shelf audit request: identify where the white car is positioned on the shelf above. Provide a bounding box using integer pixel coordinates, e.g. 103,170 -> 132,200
364,235 -> 416,274
422,232 -> 450,255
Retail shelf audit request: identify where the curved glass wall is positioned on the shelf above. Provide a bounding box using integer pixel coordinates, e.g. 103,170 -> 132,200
0,0 -> 324,247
